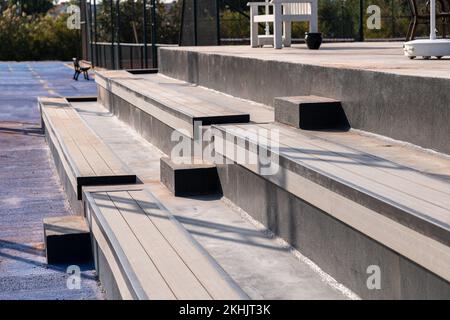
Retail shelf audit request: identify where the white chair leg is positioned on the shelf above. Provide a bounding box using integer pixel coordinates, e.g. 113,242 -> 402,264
283,21 -> 292,47
273,4 -> 283,49
250,6 -> 259,48
310,0 -> 318,33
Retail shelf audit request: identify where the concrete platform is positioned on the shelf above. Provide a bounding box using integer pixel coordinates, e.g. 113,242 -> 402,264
274,95 -> 349,130
211,122 -> 450,298
96,71 -> 273,155
44,216 -> 92,265
160,157 -> 221,197
40,98 -> 137,215
159,42 -> 450,154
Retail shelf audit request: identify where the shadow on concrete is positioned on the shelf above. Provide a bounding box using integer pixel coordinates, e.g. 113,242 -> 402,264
0,239 -> 97,281
97,193 -> 288,252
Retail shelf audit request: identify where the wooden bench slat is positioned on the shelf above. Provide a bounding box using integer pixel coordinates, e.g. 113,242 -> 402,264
86,188 -> 247,300
45,106 -> 111,176
129,189 -> 247,300
219,124 -> 450,230
92,192 -> 176,300
59,106 -> 130,176
264,123 -> 450,199
226,123 -> 450,221
43,107 -> 96,177
107,191 -> 212,300
58,109 -> 114,177
116,78 -> 249,119
257,123 -> 450,214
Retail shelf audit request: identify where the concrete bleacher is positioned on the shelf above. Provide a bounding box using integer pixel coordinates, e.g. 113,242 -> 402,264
39,97 -> 250,300
212,122 -> 450,297
39,44 -> 450,299
84,185 -> 247,300
96,70 -> 272,155
40,97 -> 137,215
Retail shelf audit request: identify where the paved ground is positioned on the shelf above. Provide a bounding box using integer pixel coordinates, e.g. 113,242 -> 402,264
166,42 -> 450,79
0,62 -> 103,300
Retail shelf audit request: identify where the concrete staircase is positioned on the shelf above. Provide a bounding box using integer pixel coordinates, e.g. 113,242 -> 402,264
40,52 -> 450,299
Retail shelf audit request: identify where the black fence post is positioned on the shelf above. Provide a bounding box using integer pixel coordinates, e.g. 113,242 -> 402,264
151,0 -> 158,68
110,0 -> 115,69
359,0 -> 365,41
193,0 -> 198,45
143,0 -> 148,68
116,0 -> 122,69
93,0 -> 98,67
216,0 -> 221,45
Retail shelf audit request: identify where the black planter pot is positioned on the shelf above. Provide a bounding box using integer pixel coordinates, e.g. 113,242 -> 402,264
305,32 -> 322,50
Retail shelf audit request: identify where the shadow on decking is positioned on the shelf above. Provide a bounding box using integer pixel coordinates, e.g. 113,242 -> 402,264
98,193 -> 289,253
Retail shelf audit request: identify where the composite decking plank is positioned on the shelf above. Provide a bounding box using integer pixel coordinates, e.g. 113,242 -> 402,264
121,79 -> 247,118
108,81 -> 194,135
140,73 -> 274,123
65,113 -> 129,176
129,189 -> 246,300
90,142 -> 131,176
43,107 -> 96,176
108,191 -> 212,300
230,122 -> 450,211
59,108 -> 114,176
220,124 -> 450,226
142,84 -> 230,117
92,192 -> 176,300
144,82 -> 243,117
49,106 -> 112,177
266,123 -> 450,209
272,123 -> 450,197
260,123 -> 450,210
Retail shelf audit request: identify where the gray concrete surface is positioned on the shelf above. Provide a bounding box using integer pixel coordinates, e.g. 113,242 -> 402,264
159,43 -> 450,154
73,100 -> 350,300
0,62 -> 103,300
215,161 -> 450,299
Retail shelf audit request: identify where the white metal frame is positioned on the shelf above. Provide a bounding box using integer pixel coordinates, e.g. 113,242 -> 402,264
248,0 -> 318,49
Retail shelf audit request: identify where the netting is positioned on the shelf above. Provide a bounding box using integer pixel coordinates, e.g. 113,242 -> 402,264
180,0 -> 219,46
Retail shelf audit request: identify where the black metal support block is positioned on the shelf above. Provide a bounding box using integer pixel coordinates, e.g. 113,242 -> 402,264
274,95 -> 350,130
44,216 -> 93,265
160,157 -> 221,197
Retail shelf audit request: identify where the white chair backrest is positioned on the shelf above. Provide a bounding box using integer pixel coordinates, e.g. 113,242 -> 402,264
284,3 -> 311,15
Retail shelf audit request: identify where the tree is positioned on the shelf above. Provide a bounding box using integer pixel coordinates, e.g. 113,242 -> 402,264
0,3 -> 80,60
8,0 -> 53,15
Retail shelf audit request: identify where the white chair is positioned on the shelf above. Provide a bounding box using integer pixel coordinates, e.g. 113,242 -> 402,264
248,0 -> 318,49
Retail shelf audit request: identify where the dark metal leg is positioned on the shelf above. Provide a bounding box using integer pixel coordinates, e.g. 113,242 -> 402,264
442,19 -> 447,38
406,19 -> 414,41
411,17 -> 418,40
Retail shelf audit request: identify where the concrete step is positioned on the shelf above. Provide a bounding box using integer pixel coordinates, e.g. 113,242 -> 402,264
160,157 -> 220,197
83,185 -> 247,300
39,97 -> 138,215
73,100 -> 350,300
158,45 -> 450,155
95,71 -> 273,155
212,122 -> 450,299
274,95 -> 350,130
43,216 -> 92,265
